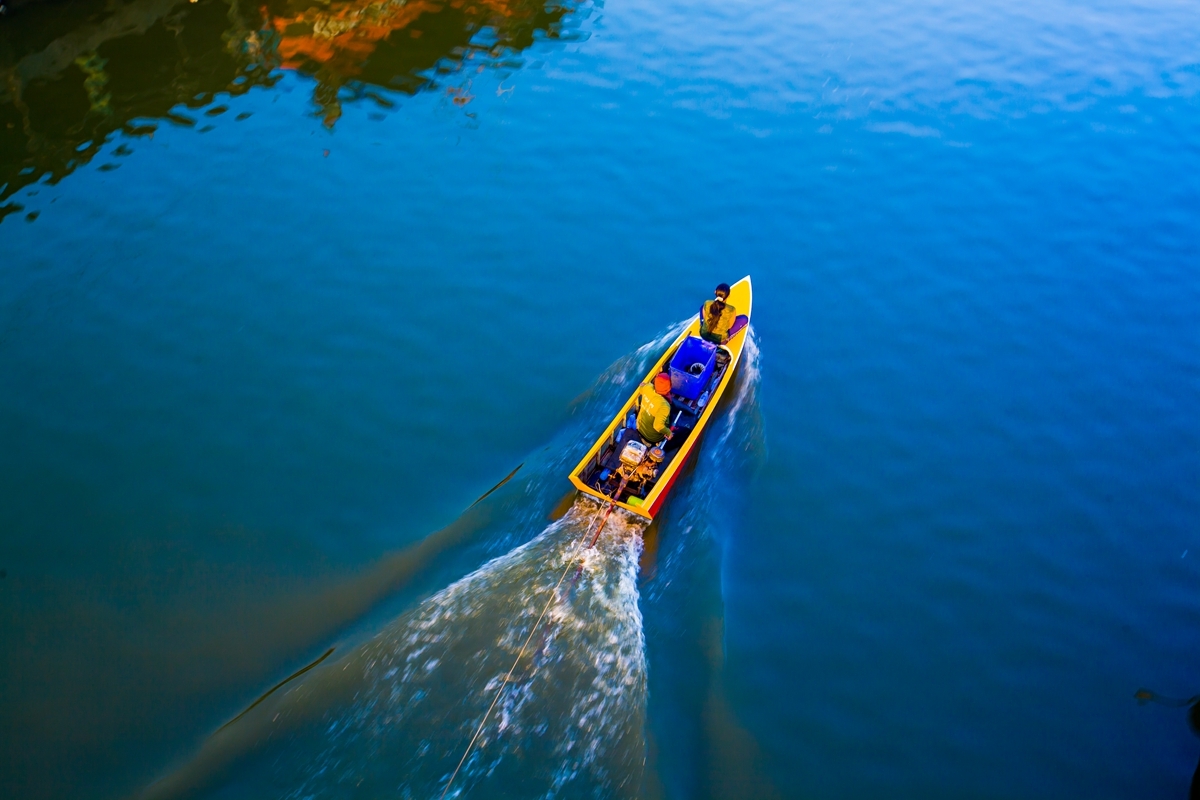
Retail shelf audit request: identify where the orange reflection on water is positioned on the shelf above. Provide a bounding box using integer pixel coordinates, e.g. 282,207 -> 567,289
262,0 -> 540,124
269,0 -> 439,70
0,0 -> 574,216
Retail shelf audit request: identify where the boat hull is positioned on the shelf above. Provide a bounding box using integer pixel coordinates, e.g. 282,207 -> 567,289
568,276 -> 753,520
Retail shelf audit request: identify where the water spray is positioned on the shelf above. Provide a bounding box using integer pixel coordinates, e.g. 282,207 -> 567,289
439,497 -> 632,799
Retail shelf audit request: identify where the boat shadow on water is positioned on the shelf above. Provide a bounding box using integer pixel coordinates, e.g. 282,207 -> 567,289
142,500 -> 650,800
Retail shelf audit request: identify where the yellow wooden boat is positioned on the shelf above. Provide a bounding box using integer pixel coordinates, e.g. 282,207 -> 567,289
568,276 -> 754,520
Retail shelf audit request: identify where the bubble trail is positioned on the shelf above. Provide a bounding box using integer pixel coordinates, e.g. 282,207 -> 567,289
281,499 -> 647,800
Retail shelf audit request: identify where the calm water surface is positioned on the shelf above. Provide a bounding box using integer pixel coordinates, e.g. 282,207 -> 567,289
2,0 -> 1198,797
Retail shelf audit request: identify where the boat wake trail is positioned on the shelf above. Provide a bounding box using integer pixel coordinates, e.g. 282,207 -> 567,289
153,502 -> 649,800
291,501 -> 648,800
642,329 -> 764,596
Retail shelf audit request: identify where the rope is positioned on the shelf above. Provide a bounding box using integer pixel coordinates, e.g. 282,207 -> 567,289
439,498 -> 619,800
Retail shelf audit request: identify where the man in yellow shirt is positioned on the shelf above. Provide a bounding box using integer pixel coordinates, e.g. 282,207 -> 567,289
634,372 -> 675,444
700,283 -> 737,344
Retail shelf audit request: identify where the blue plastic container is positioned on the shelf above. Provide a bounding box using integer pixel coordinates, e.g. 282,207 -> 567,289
669,336 -> 717,400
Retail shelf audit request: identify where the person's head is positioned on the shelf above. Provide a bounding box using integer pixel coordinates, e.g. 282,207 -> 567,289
713,283 -> 731,305
653,372 -> 672,395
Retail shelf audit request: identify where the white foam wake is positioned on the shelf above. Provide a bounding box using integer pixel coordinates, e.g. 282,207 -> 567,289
282,501 -> 649,800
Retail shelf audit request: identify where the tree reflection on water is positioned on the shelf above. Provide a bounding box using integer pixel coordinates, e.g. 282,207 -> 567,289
0,0 -> 581,220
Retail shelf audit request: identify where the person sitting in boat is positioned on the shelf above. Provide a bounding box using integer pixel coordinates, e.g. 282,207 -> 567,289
700,283 -> 738,345
634,372 -> 675,444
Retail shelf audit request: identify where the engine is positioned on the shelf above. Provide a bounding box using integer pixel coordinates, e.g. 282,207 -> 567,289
613,439 -> 664,488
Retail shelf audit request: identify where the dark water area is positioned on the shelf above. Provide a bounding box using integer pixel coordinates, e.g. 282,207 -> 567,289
2,0 -> 1199,797
0,0 -> 578,205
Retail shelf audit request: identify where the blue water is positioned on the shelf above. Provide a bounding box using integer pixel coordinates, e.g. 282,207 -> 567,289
2,0 -> 1199,796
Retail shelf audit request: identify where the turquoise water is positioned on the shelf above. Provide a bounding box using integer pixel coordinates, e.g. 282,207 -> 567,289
2,0 -> 1199,796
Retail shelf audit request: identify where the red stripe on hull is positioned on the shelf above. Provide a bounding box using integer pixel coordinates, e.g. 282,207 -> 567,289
647,438 -> 697,517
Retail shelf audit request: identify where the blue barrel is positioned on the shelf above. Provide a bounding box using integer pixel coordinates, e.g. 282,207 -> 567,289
668,336 -> 717,400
